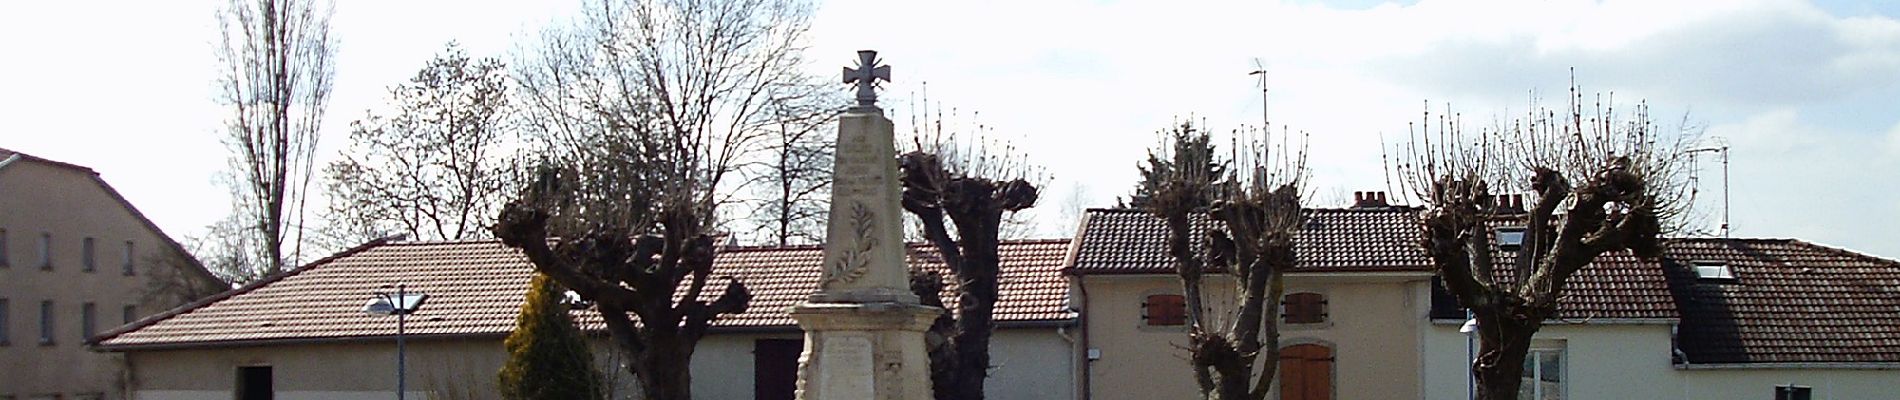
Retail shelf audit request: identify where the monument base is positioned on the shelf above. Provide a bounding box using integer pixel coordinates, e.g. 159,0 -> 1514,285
788,302 -> 941,400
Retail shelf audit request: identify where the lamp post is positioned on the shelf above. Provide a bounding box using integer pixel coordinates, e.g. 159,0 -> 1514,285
364,284 -> 427,400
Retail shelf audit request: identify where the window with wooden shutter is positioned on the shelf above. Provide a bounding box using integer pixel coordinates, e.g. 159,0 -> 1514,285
1143,294 -> 1186,326
1282,292 -> 1327,324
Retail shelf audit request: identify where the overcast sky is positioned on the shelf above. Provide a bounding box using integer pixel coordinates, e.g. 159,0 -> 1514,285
3,0 -> 1897,258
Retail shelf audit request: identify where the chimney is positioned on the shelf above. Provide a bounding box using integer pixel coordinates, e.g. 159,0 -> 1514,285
1498,194 -> 1525,214
1353,191 -> 1389,208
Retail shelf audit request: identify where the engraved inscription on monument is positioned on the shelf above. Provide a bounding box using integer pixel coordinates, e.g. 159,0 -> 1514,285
818,335 -> 876,399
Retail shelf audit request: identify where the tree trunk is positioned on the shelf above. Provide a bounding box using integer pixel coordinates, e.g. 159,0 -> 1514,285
635,343 -> 694,400
1470,303 -> 1543,400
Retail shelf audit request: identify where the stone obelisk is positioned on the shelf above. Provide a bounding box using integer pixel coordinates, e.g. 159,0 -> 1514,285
788,50 -> 939,400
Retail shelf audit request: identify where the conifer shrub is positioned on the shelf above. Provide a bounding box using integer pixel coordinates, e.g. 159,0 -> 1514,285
499,274 -> 604,400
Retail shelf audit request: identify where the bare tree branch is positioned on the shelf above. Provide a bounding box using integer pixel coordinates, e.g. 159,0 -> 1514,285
212,0 -> 336,279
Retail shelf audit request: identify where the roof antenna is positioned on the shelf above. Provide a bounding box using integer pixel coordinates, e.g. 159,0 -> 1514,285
1248,58 -> 1270,130
1685,138 -> 1731,237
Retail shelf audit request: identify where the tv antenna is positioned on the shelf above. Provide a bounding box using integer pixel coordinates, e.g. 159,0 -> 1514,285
1248,58 -> 1269,129
1685,139 -> 1731,237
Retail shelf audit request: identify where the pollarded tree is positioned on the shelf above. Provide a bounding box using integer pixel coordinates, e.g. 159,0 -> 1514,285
1391,82 -> 1693,400
898,112 -> 1041,400
493,160 -> 748,400
497,0 -> 821,394
323,43 -> 521,245
499,274 -> 604,400
1140,121 -> 1308,400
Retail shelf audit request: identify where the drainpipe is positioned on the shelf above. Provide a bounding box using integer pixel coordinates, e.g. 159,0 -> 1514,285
1074,278 -> 1091,400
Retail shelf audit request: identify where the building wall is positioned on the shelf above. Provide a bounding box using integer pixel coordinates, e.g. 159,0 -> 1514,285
691,330 -> 1077,400
126,339 -> 511,400
1422,322 -> 1900,399
123,328 -> 1076,400
1,158 -> 216,400
1081,274 -> 1430,400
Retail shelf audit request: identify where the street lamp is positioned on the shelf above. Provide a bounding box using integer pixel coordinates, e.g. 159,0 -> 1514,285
364,284 -> 428,400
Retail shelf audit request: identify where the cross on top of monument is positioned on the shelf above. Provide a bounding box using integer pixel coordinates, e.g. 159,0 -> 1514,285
842,50 -> 890,110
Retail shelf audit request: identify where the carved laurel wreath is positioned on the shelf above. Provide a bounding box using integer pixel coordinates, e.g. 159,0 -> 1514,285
823,201 -> 877,287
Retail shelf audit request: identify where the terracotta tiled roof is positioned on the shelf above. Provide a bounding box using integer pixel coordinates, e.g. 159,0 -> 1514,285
97,239 -> 1076,349
1070,207 -> 1432,275
1662,238 -> 1900,364
1076,208 -> 1675,320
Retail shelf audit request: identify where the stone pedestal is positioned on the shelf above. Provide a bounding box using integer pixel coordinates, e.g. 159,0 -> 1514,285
793,51 -> 938,400
789,302 -> 939,400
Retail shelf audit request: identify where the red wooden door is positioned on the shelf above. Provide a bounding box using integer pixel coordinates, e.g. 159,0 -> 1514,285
1278,344 -> 1334,400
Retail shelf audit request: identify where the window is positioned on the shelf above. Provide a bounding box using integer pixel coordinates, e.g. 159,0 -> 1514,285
123,305 -> 137,325
1282,292 -> 1328,324
122,241 -> 136,276
82,237 -> 96,272
1,228 -> 10,267
1,298 -> 10,345
1775,385 -> 1812,400
39,300 -> 54,345
1519,348 -> 1563,400
1693,261 -> 1735,281
1143,294 -> 1187,326
81,303 -> 96,340
237,366 -> 273,400
38,233 -> 51,269
1496,227 -> 1527,250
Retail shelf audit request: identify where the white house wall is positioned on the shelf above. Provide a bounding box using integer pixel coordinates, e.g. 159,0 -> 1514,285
1424,322 -> 1900,399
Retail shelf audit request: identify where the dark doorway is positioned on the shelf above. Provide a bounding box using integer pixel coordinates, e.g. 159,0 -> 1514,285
755,339 -> 804,400
236,365 -> 273,400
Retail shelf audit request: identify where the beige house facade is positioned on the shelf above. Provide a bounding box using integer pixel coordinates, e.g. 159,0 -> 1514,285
0,148 -> 222,400
1079,273 -> 1433,400
1069,206 -> 1441,400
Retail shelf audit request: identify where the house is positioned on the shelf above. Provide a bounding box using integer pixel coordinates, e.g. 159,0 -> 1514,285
0,148 -> 224,400
1069,205 -> 1438,400
1070,192 -> 1899,400
1421,237 -> 1900,399
93,239 -> 1079,400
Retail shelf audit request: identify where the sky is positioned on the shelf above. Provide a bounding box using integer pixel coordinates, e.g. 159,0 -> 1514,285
2,0 -> 1898,258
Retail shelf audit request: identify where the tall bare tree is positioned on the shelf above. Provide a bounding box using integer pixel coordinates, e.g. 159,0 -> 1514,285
898,111 -> 1042,400
744,85 -> 837,246
1390,82 -> 1693,400
497,0 -> 818,398
1140,121 -> 1308,400
213,0 -> 336,278
514,0 -> 820,225
323,43 -> 520,245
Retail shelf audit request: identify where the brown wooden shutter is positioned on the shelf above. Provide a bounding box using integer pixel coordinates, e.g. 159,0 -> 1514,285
1282,292 -> 1327,324
1145,294 -> 1186,326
